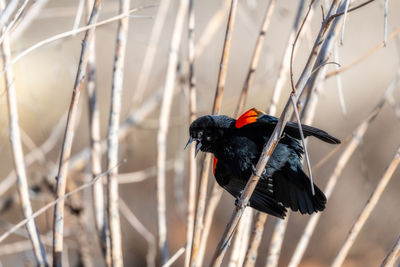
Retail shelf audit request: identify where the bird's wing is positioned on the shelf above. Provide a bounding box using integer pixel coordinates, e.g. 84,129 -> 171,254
268,163 -> 326,214
235,108 -> 340,144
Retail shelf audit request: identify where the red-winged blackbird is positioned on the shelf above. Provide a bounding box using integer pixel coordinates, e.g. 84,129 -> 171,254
186,108 -> 340,218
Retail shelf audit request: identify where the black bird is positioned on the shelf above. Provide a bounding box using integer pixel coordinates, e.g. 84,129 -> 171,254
185,108 -> 340,218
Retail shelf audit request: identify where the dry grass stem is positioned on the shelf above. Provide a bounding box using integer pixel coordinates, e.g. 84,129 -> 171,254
228,209 -> 253,267
339,0 -> 351,45
157,0 -> 189,263
235,0 -> 276,116
381,235 -> 400,267
267,0 -> 308,114
384,0 -> 389,45
117,160 -> 175,184
132,0 -> 171,105
287,80 -> 397,267
185,0 -> 197,265
243,212 -> 268,267
190,1 -> 238,265
84,0 -> 107,259
105,0 -> 130,266
1,1 -> 48,265
52,1 -> 102,266
331,145 -> 400,267
119,199 -> 156,267
333,44 -> 347,114
0,0 -> 30,44
266,215 -> 290,267
325,27 -> 400,79
163,247 -> 186,267
72,0 -> 85,33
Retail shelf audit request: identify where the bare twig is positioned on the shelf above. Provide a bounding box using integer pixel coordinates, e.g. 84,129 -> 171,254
52,1 -> 102,266
119,199 -> 156,267
117,160 -> 175,184
184,0 -> 197,265
157,0 -> 189,263
162,247 -> 186,267
73,0 -> 86,34
0,0 -> 30,44
383,0 -> 389,46
1,0 -> 48,265
235,0 -> 276,116
228,209 -> 253,267
131,0 -> 171,105
381,235 -> 400,267
266,215 -> 290,267
339,0 -> 351,45
190,1 -> 238,266
243,212 -> 268,267
331,145 -> 400,267
105,0 -> 130,266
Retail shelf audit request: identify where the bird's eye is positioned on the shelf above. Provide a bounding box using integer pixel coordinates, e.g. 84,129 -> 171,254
197,131 -> 203,138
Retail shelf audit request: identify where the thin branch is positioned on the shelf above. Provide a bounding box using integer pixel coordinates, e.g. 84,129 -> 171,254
72,0 -> 86,34
117,160 -> 175,184
234,0 -> 277,116
1,0 -> 48,264
265,215 -> 290,267
333,44 -> 347,114
383,0 -> 389,46
184,0 -> 197,265
162,247 -> 186,267
0,0 -> 30,45
331,145 -> 400,267
228,209 -> 253,267
131,0 -> 172,105
52,1 -> 102,266
119,199 -> 156,267
243,212 -> 268,267
339,0 -> 351,45
190,1 -> 238,265
105,0 -> 130,266
157,0 -> 189,263
381,235 -> 400,267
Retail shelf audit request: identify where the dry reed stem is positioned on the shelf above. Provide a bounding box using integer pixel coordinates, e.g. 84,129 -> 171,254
0,162 -> 123,244
72,0 -> 86,33
265,214 -> 290,267
381,235 -> 400,267
117,160 -> 175,184
11,0 -> 49,40
195,0 -> 230,59
119,199 -> 156,267
105,0 -> 130,266
234,0 -> 276,116
325,27 -> 400,79
185,0 -> 197,266
243,212 -> 268,267
163,247 -> 186,267
287,80 -> 397,267
0,0 -> 30,44
383,0 -> 389,45
333,44 -> 347,115
339,0 -> 351,45
0,0 -> 18,30
331,145 -> 400,267
52,1 -> 102,266
157,0 -> 189,263
190,1 -> 238,266
1,1 -> 48,265
84,0 -> 107,259
0,4 -> 155,79
131,0 -> 171,105
267,0 -> 307,115
228,209 -> 253,267
211,1 -> 351,265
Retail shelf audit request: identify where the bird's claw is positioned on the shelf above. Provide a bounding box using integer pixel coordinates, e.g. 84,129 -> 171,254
251,164 -> 266,178
235,195 -> 249,209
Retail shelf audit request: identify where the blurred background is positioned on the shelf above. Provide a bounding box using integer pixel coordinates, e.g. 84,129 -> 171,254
0,0 -> 400,266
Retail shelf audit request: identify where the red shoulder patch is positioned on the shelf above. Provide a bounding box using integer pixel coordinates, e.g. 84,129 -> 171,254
235,108 -> 265,128
213,156 -> 218,175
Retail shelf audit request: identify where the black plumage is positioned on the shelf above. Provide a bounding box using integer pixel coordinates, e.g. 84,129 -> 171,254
186,108 -> 340,218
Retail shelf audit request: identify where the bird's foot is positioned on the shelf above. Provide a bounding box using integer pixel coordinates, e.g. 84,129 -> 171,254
251,164 -> 266,178
234,196 -> 249,209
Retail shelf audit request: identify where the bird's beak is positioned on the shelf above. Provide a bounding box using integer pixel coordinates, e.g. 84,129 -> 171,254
184,137 -> 194,150
184,136 -> 202,157
195,142 -> 202,157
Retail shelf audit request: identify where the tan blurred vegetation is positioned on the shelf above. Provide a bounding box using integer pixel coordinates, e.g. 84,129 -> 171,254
0,0 -> 400,266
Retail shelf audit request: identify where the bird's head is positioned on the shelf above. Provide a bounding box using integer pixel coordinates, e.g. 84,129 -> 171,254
185,115 -> 234,156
